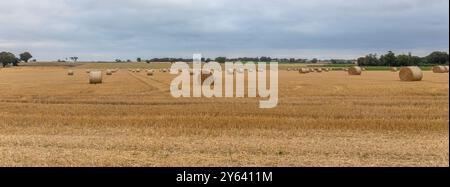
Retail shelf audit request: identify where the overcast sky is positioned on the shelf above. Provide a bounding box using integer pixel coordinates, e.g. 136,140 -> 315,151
0,0 -> 448,61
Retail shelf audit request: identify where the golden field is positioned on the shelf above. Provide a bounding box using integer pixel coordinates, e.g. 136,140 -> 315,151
0,63 -> 448,166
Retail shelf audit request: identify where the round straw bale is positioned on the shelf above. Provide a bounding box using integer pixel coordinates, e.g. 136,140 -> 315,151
287,68 -> 292,71
444,66 -> 449,73
299,68 -> 309,74
68,70 -> 74,76
432,66 -> 447,73
390,67 -> 398,72
89,71 -> 102,84
362,67 -> 367,71
147,70 -> 153,76
237,68 -> 244,73
86,70 -> 90,73
399,66 -> 423,81
106,69 -> 112,75
348,66 -> 362,75
136,69 -> 141,73
315,68 -> 322,72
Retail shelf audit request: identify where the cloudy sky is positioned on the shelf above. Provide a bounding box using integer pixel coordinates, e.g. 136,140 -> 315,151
0,0 -> 448,61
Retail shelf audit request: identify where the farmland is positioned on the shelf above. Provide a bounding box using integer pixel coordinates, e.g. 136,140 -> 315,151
0,62 -> 448,166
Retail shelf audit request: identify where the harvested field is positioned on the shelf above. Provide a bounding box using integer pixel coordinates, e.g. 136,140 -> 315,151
0,63 -> 448,166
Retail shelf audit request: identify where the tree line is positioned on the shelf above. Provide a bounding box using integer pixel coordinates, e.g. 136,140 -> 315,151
136,57 -> 310,64
1,50 -> 448,67
0,52 -> 33,67
139,51 -> 448,65
357,51 -> 449,66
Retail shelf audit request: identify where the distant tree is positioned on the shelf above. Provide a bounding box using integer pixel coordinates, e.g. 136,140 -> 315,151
331,59 -> 354,64
311,58 -> 318,63
126,59 -> 131,62
205,58 -> 211,63
410,56 -> 423,65
215,57 -> 226,63
357,57 -> 366,65
380,51 -> 396,66
396,54 -> 411,66
357,54 -> 380,66
396,53 -> 422,66
12,58 -> 20,66
69,57 -> 78,62
115,59 -> 122,62
0,52 -> 17,67
145,60 -> 150,63
369,54 -> 380,66
136,57 -> 142,62
259,56 -> 272,62
19,52 -> 33,62
426,51 -> 449,64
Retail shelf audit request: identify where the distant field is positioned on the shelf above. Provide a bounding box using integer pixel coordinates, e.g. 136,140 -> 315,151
19,61 -> 440,71
0,63 -> 448,166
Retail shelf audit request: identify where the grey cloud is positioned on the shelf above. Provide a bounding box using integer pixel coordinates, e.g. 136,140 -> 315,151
0,0 -> 448,60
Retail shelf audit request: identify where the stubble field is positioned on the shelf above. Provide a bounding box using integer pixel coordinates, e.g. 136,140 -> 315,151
0,63 -> 448,166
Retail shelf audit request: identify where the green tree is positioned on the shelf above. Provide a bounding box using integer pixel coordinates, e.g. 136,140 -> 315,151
311,58 -> 318,63
369,54 -> 380,66
136,57 -> 142,62
357,54 -> 379,66
396,54 -> 411,66
259,56 -> 272,62
215,57 -> 226,63
410,56 -> 423,65
0,52 -> 17,67
69,57 -> 78,62
426,51 -> 449,64
12,58 -> 19,66
380,51 -> 397,66
357,57 -> 366,66
19,52 -> 33,62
